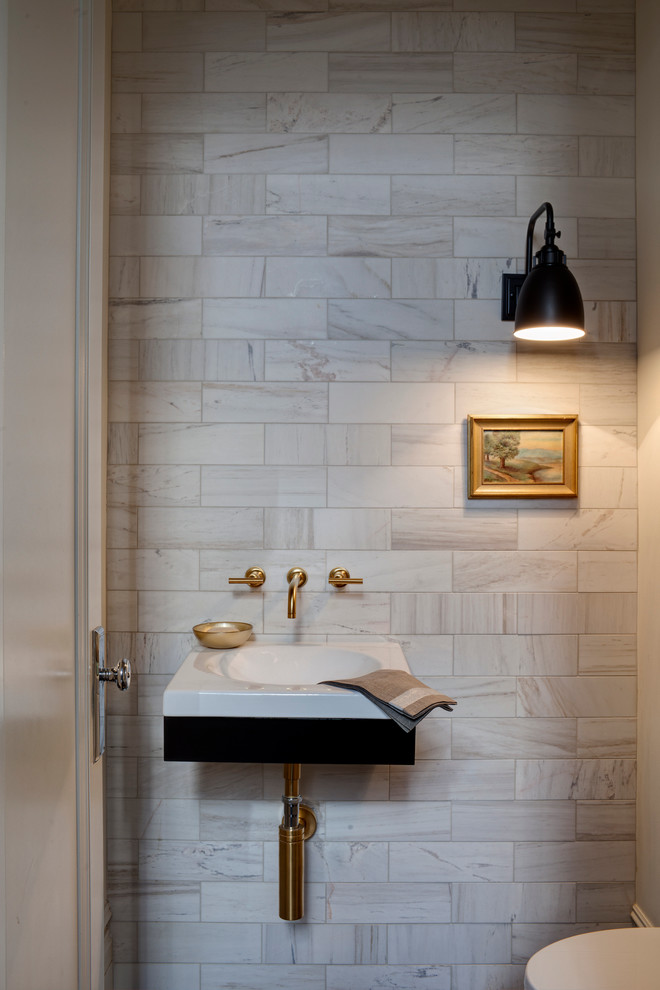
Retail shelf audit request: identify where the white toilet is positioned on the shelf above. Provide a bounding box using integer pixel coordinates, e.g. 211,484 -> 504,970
524,927 -> 660,990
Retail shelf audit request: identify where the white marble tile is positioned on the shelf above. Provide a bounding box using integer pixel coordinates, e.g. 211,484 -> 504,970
139,339 -> 264,382
517,95 -> 634,135
328,466 -> 453,509
138,507 -> 263,549
579,384 -> 636,425
578,53 -> 635,96
392,593 -> 517,635
264,424 -> 391,466
110,175 -> 141,215
139,423 -> 263,466
112,12 -> 142,51
329,54 -> 452,93
106,714 -> 163,758
203,299 -> 327,341
424,675 -> 514,717
392,342 -> 515,382
454,52 -> 576,93
324,551 -> 452,593
203,382 -> 327,423
456,135 -> 577,176
107,507 -> 138,550
393,176 -> 513,217
109,257 -> 140,298
201,881 -> 326,923
577,551 -> 636,592
387,924 -> 511,966
326,883 -> 450,924
576,800 -> 635,840
266,257 -> 392,299
329,299 -> 453,339
392,12 -> 512,51
518,510 -> 637,552
109,382 -> 202,423
452,802 -> 575,842
393,510 -> 518,551
112,52 -> 203,92
202,465 -> 326,507
267,175 -> 390,215
578,218 -> 636,259
579,467 -> 637,509
454,216 -> 577,258
142,175 -> 266,216
263,923 -> 387,965
392,93 -> 516,134
199,800 -> 304,842
452,719 -> 577,760
511,923 -> 623,967
139,758 -> 263,801
578,635 -> 636,674
141,257 -> 266,299
267,11 -> 390,50
139,840 -> 263,883
109,340 -> 139,381
108,549 -> 199,591
392,425 -> 462,467
330,383 -> 453,424
571,260 -> 636,301
200,550 -> 325,592
263,763 -> 389,803
143,11 -> 265,50
452,882 -> 576,924
517,675 -> 636,718
109,299 -> 202,340
108,465 -> 200,508
265,839 -> 389,883
577,718 -> 636,758
329,135 -> 453,174
391,761 -> 515,802
204,215 -> 326,256
111,92 -> 142,134
264,590 -> 390,635
518,176 -> 635,220
390,635 -> 453,677
142,93 -> 265,135
390,843 -> 513,883
325,801 -> 450,841
514,840 -> 634,882
326,425 -> 392,466
108,588 -> 138,630
454,552 -> 576,594
580,592 -> 637,635
458,385 -> 580,421
108,423 -> 139,465
454,634 -> 577,676
452,965 -> 525,990
328,216 -> 453,258
268,94 -> 391,134
205,52 -> 328,93
576,882 -> 635,923
205,134 -> 327,174
516,12 -> 634,53
265,507 -> 390,550
579,137 -> 635,177
515,759 -> 636,800
327,966 -> 450,990
139,589 -> 263,632
115,964 -> 201,990
580,424 -> 636,468
112,134 -> 204,174
202,965 -> 325,990
265,340 -> 390,382
137,922 -> 261,964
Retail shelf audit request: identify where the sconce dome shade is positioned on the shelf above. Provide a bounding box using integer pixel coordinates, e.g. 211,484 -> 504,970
513,261 -> 585,341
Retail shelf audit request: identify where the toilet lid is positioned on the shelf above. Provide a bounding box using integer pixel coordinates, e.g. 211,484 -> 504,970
524,928 -> 660,990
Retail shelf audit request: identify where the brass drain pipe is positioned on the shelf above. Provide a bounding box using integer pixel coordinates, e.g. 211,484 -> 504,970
279,763 -> 317,920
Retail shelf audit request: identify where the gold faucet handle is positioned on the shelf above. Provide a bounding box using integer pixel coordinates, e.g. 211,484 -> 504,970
228,566 -> 266,588
328,567 -> 363,589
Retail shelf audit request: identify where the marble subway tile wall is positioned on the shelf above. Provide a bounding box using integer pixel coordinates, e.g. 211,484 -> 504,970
107,2 -> 637,988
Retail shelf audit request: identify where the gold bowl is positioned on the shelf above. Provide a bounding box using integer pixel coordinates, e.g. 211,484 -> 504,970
193,621 -> 253,650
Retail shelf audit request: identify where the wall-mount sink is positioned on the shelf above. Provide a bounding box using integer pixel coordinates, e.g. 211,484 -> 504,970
163,639 -> 416,765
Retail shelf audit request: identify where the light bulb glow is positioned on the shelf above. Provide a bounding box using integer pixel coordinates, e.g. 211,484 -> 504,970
514,326 -> 585,342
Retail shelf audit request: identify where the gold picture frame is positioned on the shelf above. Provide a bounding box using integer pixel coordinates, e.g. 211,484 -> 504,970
468,414 -> 578,499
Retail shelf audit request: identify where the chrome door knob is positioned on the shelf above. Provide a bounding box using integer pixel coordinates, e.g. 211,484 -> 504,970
98,657 -> 132,691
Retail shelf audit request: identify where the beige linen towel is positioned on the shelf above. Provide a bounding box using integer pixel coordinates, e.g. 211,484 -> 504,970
320,669 -> 456,732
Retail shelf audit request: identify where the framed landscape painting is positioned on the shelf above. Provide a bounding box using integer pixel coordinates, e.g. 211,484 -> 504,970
468,414 -> 578,499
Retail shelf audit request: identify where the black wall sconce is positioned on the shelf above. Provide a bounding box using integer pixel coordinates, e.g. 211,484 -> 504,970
501,201 -> 585,341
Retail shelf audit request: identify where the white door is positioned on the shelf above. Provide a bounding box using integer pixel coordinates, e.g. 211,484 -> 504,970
0,2 -> 110,988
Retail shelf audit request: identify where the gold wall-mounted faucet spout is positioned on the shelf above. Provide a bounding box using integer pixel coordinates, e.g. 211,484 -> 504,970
286,567 -> 307,618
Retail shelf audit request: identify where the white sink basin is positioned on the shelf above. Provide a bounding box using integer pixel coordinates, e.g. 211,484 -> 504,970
163,639 -> 412,719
